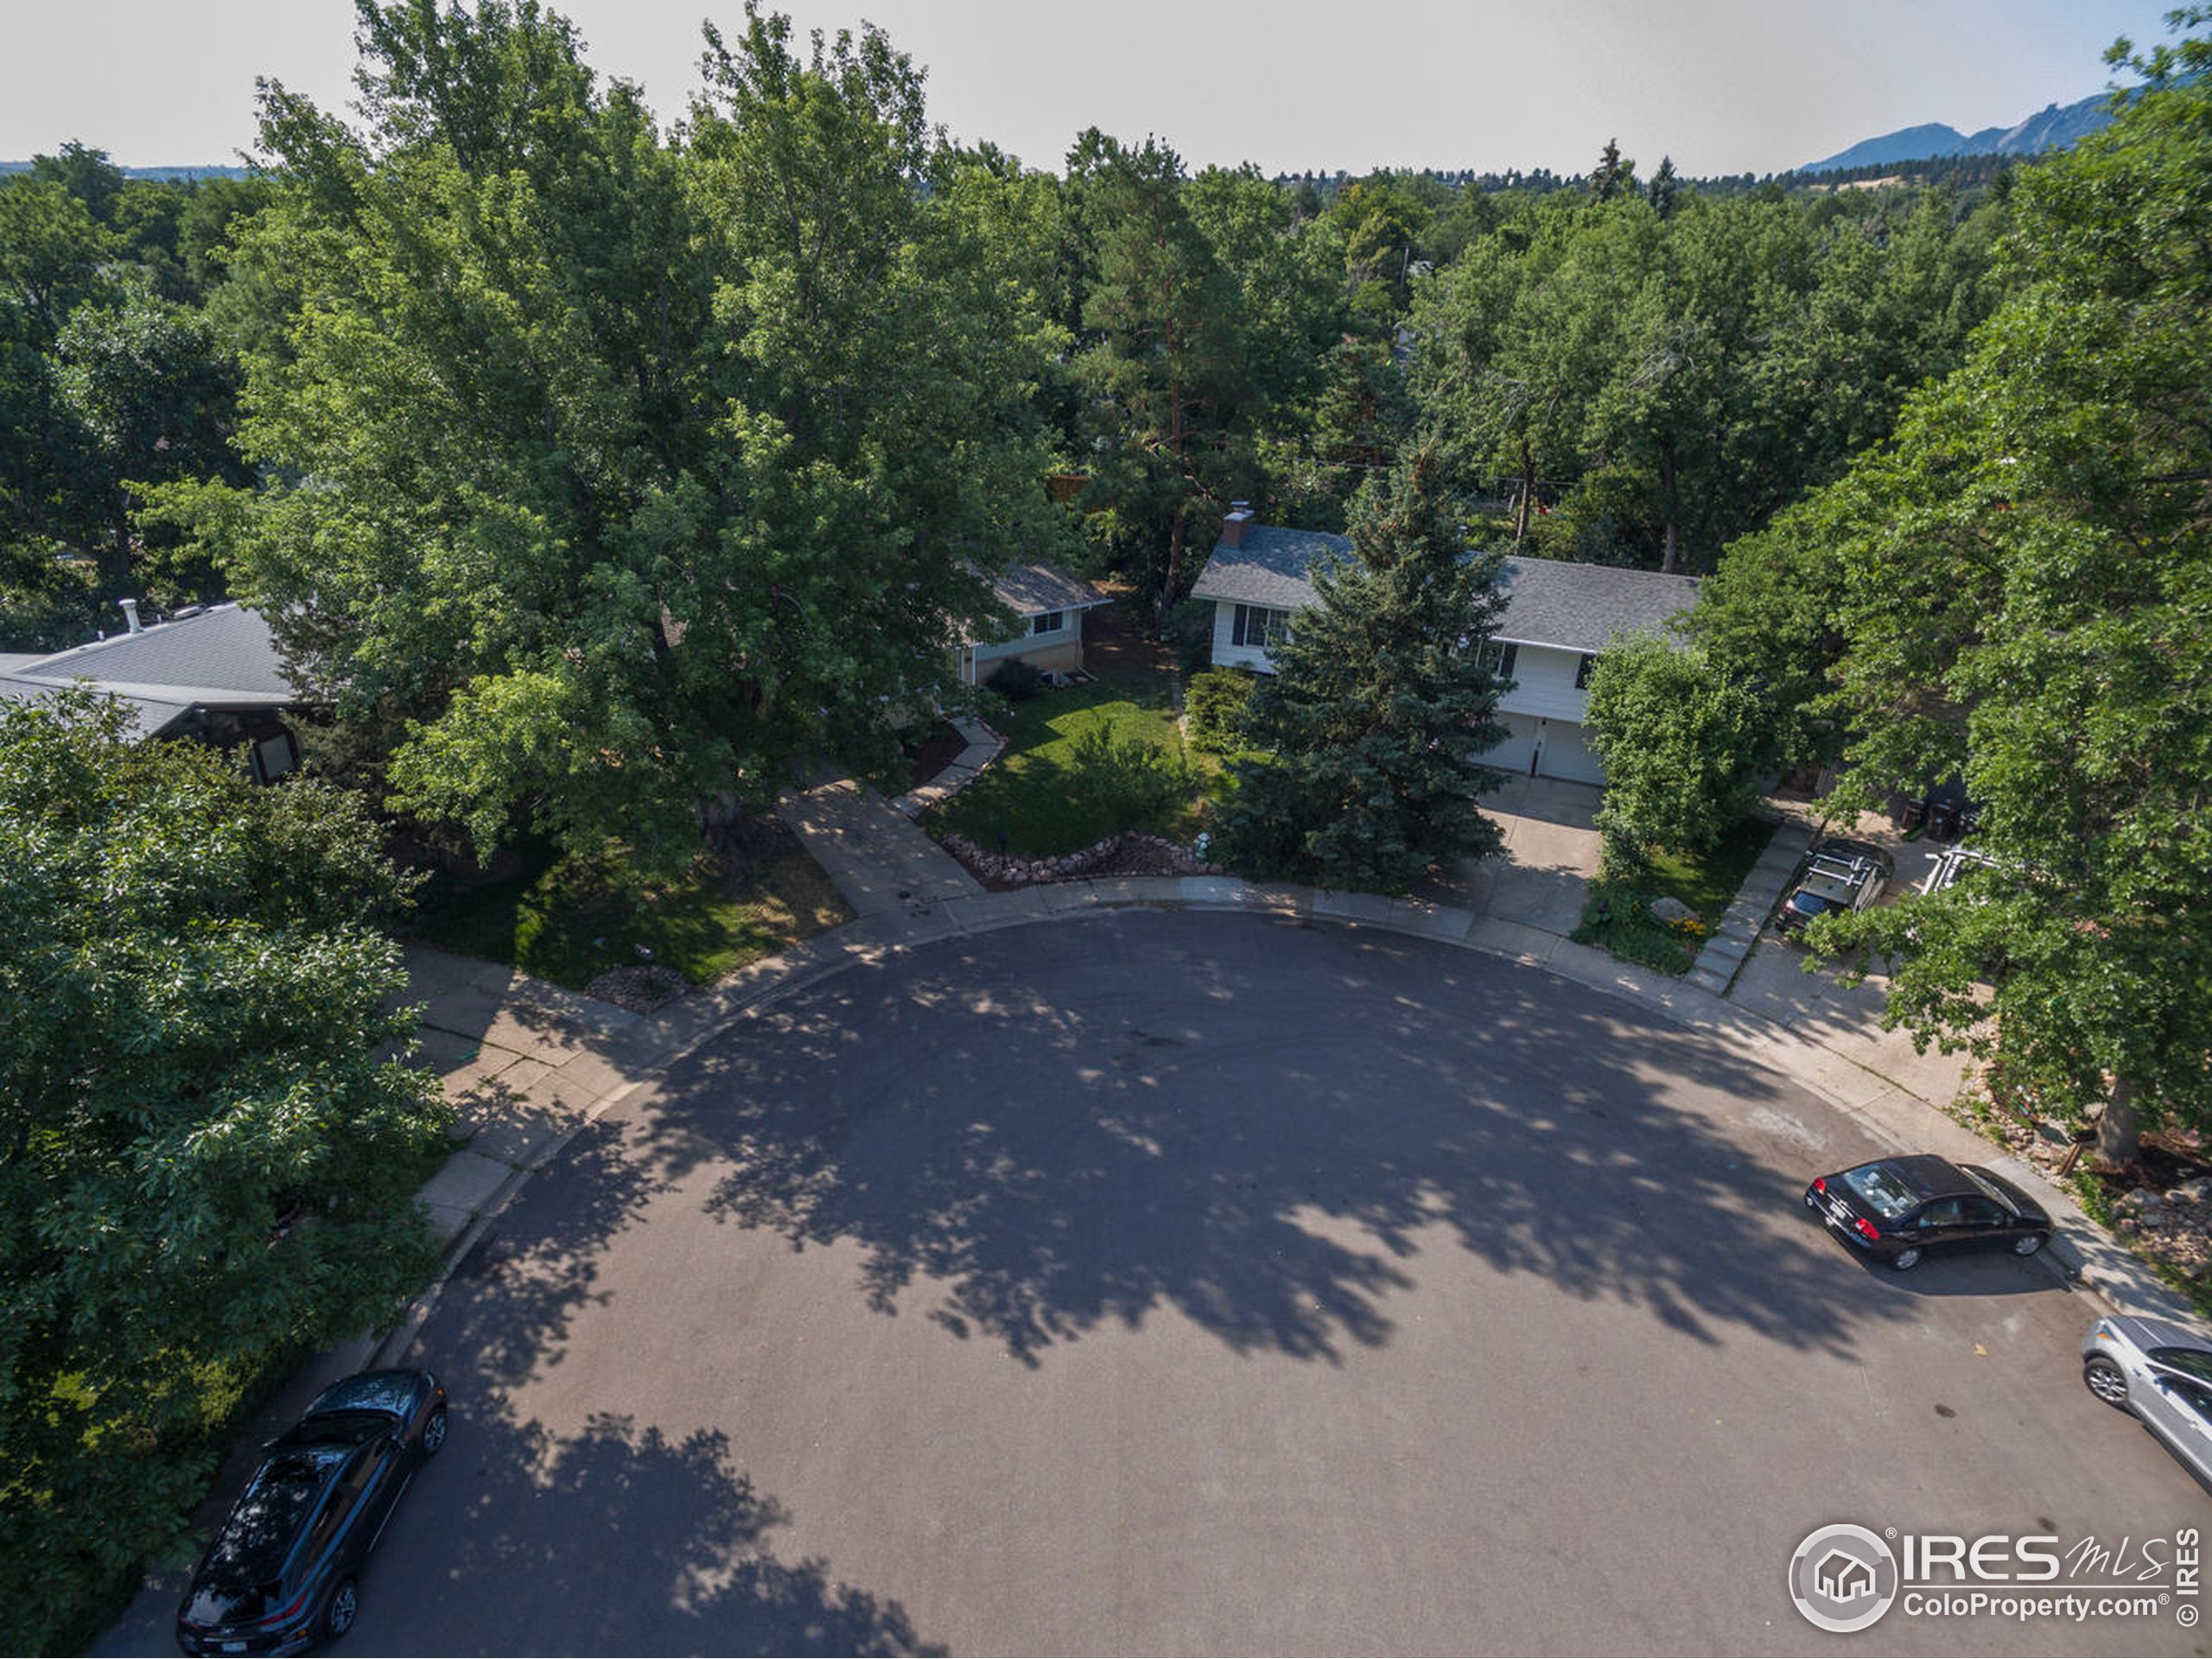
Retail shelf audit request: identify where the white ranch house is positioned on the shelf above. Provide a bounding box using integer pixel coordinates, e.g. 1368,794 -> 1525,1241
1187,506 -> 1700,786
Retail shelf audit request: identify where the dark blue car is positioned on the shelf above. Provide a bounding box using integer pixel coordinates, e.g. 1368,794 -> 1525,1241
175,1370 -> 447,1655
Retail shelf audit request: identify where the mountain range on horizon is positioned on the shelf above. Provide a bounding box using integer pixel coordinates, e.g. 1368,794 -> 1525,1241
0,88 -> 2126,188
1797,88 -> 2117,172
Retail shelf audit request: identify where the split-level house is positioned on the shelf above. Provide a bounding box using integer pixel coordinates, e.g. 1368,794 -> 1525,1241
1187,505 -> 1700,786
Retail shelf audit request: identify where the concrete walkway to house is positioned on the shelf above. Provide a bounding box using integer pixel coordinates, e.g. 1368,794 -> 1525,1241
370,766 -> 2198,1376
772,765 -> 986,918
890,713 -> 1002,818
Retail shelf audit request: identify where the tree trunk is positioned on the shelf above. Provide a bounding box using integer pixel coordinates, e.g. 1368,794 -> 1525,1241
1156,503 -> 1189,636
2096,1075 -> 2142,1167
1513,437 -> 1534,550
1658,438 -> 1682,575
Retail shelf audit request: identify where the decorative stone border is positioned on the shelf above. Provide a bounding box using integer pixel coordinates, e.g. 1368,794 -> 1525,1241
941,830 -> 1224,887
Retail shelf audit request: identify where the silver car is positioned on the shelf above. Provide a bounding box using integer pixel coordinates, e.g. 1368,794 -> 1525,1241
2082,1315 -> 2212,1485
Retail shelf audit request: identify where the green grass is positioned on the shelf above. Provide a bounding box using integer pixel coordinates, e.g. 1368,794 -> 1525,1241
410,838 -> 852,989
1572,814 -> 1777,975
929,677 -> 1206,857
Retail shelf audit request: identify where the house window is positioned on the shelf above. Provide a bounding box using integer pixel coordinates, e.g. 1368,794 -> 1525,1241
1232,605 -> 1291,650
1575,653 -> 1599,690
1478,640 -> 1518,682
1031,610 -> 1065,636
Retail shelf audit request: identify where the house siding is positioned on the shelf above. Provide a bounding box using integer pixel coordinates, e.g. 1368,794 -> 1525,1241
1493,642 -> 1591,725
964,615 -> 1084,683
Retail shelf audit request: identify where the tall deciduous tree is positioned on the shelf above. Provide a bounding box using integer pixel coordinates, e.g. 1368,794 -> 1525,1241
0,693 -> 449,1656
1227,442 -> 1510,892
163,1 -> 1063,878
1804,13 -> 2212,1162
1583,632 -> 1764,868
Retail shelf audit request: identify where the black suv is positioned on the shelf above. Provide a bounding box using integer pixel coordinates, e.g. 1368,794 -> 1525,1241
175,1370 -> 447,1655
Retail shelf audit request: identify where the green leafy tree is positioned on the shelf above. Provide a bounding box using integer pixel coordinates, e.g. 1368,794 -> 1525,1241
0,694 -> 450,1656
1227,442 -> 1510,892
166,2 -> 1060,879
1805,13 -> 2212,1163
1583,632 -> 1764,868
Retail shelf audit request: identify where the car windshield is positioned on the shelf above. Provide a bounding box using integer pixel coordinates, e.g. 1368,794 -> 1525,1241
1843,1163 -> 1920,1221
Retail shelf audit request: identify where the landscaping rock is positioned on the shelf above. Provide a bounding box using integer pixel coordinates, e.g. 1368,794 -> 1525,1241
1649,896 -> 1700,926
940,830 -> 1224,888
2120,1185 -> 2165,1212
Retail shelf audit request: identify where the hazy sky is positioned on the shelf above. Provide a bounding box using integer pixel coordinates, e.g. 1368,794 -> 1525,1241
0,0 -> 2185,177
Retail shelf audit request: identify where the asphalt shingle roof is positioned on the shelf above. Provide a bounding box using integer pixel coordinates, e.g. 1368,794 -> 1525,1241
1187,527 -> 1699,652
1187,526 -> 1352,611
12,603 -> 291,700
988,563 -> 1109,616
1493,558 -> 1699,653
8,603 -> 294,734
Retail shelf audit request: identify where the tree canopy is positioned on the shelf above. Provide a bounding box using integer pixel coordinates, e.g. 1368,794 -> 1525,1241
1770,15 -> 2212,1156
0,694 -> 450,1655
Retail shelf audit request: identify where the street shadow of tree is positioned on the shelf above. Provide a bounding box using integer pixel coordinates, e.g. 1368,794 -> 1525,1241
620,911 -> 1945,1370
364,1408 -> 942,1656
430,1117 -> 665,1387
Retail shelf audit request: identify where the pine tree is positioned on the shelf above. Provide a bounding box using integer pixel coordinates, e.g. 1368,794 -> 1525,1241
1227,443 -> 1511,893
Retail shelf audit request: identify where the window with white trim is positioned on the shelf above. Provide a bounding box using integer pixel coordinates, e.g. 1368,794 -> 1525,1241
1231,604 -> 1292,650
1031,610 -> 1065,636
1574,653 -> 1599,690
1478,640 -> 1518,682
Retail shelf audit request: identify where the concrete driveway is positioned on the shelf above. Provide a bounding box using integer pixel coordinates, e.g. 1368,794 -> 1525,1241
1433,769 -> 1604,935
106,912 -> 2194,1658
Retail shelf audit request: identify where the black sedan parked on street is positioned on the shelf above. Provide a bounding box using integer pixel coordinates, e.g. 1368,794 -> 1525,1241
175,1370 -> 447,1656
1804,1154 -> 2052,1270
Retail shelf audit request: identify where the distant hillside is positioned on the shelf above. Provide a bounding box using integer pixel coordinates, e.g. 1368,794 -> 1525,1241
1802,90 -> 2116,171
0,162 -> 248,181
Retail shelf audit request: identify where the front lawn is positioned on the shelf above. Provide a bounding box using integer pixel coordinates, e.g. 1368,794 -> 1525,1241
409,829 -> 851,989
927,677 -> 1208,858
1572,814 -> 1777,974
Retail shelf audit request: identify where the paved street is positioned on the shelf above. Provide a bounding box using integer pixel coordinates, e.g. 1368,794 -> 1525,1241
190,913 -> 2205,1656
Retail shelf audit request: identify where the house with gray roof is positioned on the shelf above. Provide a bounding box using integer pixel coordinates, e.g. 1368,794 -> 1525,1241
960,562 -> 1111,687
1187,506 -> 1700,785
0,601 -> 302,782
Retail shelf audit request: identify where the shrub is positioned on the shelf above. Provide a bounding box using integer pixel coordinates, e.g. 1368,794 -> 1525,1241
1185,667 -> 1257,753
1065,719 -> 1196,828
986,658 -> 1048,700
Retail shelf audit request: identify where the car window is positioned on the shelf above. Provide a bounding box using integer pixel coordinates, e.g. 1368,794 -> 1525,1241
1845,1164 -> 1921,1220
2151,1348 -> 2212,1387
1918,1198 -> 1963,1228
2167,1380 -> 2212,1430
1960,1197 -> 2009,1227
1960,1167 -> 2020,1215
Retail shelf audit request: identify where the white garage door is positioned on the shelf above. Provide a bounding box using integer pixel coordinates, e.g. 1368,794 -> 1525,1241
1540,721 -> 1607,785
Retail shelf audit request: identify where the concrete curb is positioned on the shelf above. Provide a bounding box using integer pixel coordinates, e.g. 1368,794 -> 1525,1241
378,869 -> 2199,1366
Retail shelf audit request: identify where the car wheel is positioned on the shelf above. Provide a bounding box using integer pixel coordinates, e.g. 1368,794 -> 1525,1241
1888,1246 -> 1924,1271
2012,1232 -> 2047,1256
321,1578 -> 360,1644
421,1403 -> 448,1458
2084,1357 -> 2131,1409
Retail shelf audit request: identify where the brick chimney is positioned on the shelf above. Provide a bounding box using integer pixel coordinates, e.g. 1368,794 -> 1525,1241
1222,502 -> 1255,549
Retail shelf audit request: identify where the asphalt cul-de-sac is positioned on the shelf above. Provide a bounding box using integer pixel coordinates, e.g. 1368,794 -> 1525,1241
363,910 -> 2197,1656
